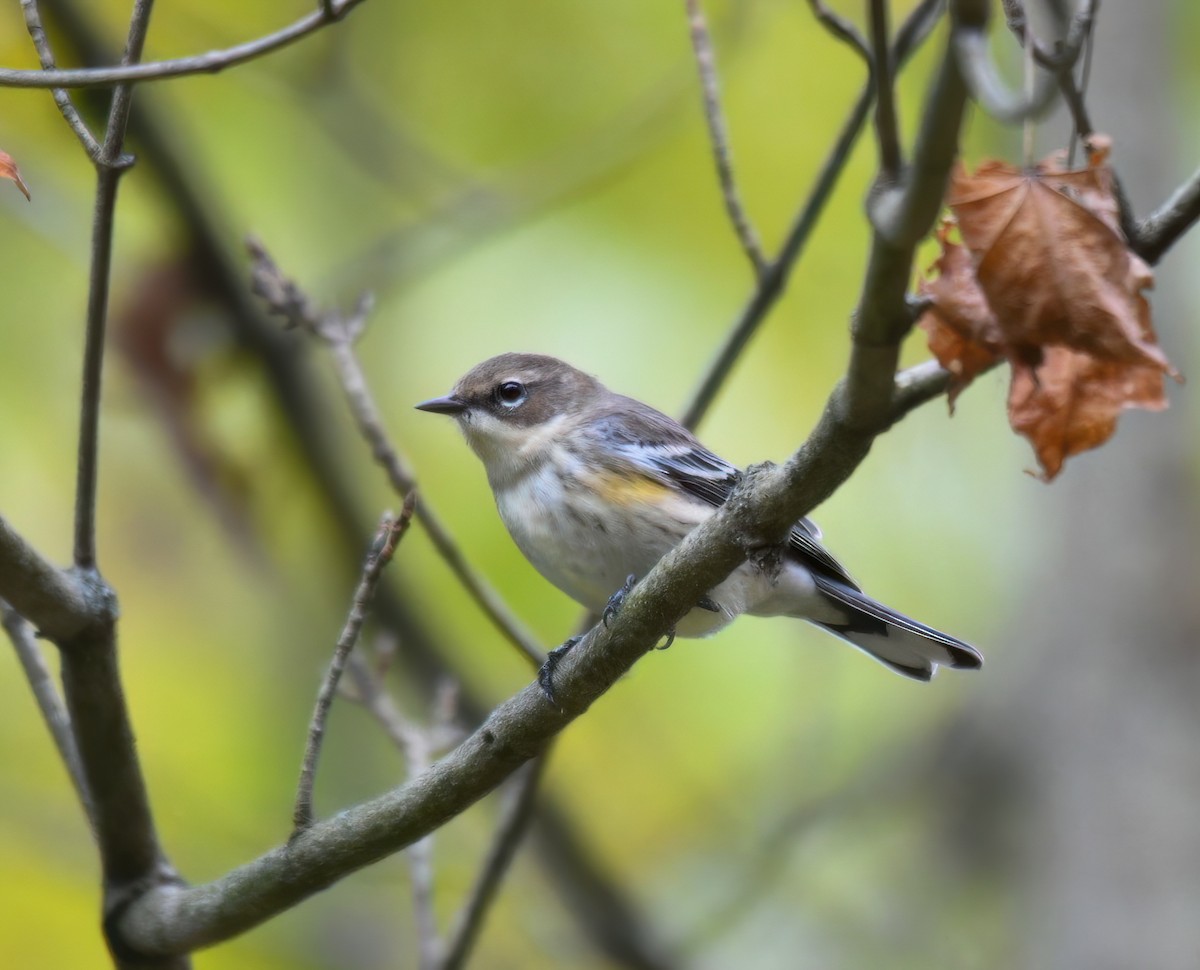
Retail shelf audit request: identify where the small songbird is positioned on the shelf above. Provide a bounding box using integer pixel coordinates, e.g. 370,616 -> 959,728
417,353 -> 982,688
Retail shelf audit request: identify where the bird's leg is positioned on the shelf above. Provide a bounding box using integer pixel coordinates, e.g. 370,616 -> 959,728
537,635 -> 581,706
602,574 -> 638,628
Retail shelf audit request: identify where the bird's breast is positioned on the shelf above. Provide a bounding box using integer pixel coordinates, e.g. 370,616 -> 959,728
493,453 -> 704,613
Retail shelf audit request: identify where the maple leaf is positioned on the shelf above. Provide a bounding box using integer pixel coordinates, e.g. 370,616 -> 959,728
952,160 -> 1170,374
1008,346 -> 1167,481
0,149 -> 31,201
918,220 -> 1003,408
918,136 -> 1180,480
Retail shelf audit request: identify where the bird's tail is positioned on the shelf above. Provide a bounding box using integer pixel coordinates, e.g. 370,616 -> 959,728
808,574 -> 983,681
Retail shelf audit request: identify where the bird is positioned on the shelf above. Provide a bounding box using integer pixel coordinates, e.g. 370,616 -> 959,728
416,352 -> 982,695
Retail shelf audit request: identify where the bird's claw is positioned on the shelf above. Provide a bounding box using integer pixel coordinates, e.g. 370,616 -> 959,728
656,628 -> 676,651
602,574 -> 638,628
538,635 -> 581,706
697,594 -> 721,613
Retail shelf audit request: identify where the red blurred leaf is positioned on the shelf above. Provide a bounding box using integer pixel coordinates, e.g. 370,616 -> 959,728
0,149 -> 31,201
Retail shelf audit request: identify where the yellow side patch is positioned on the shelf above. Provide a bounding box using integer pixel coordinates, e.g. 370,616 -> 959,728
585,470 -> 673,505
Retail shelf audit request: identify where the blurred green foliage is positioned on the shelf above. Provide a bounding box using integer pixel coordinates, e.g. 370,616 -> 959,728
0,0 -> 1139,967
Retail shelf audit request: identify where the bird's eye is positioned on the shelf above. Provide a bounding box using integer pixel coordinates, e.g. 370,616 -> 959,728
495,381 -> 527,408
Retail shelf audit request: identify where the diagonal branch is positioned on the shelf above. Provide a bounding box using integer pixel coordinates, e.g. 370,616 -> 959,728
19,0 -> 102,157
1,601 -> 93,819
440,756 -> 547,970
1136,164 -> 1200,265
869,0 -> 902,180
681,0 -> 946,429
292,500 -> 417,832
73,0 -> 155,569
0,0 -> 368,90
684,0 -> 767,278
805,0 -> 869,60
246,239 -> 545,670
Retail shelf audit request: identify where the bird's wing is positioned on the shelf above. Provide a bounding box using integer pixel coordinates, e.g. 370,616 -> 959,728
588,399 -> 860,589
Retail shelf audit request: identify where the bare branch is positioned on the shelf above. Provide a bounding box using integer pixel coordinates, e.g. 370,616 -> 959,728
19,0 -> 102,157
998,0 -> 1096,130
0,514 -> 96,640
682,0 -> 945,429
805,0 -> 869,61
684,0 -> 766,277
0,0 -> 368,90
293,500 -> 417,832
1,601 -> 93,819
440,757 -> 547,970
681,84 -> 872,429
951,23 -> 1058,124
889,359 -> 954,424
247,238 -> 546,670
343,657 -> 464,968
869,0 -> 902,181
73,0 -> 155,570
1136,164 -> 1200,265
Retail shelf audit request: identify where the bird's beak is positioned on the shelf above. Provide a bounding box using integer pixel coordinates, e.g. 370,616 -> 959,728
415,394 -> 467,416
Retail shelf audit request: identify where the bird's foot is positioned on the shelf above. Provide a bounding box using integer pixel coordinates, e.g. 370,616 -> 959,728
602,574 -> 638,628
538,635 -> 582,706
696,594 -> 721,613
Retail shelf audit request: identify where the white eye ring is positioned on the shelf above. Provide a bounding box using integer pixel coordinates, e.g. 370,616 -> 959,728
495,381 -> 527,408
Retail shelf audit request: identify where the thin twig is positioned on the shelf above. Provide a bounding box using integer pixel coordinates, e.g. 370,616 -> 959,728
805,0 -> 870,60
1136,164 -> 1200,264
73,0 -> 155,569
889,359 -> 954,423
440,757 -> 548,970
1003,0 -> 1095,136
684,0 -> 766,278
247,238 -> 545,670
292,499 -> 417,833
681,0 -> 944,429
868,0 -> 902,181
19,0 -> 102,158
343,657 -> 463,968
1,601 -> 93,820
0,0 -> 368,90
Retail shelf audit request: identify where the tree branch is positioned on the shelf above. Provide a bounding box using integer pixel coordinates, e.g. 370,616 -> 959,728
1,601 -> 93,819
19,0 -> 102,157
0,514 -> 96,640
683,0 -> 766,278
246,238 -> 545,670
293,502 -> 416,833
681,0 -> 945,429
1135,164 -> 1200,265
73,0 -> 155,569
869,0 -> 902,181
804,0 -> 869,61
440,757 -> 547,970
0,0 -> 367,90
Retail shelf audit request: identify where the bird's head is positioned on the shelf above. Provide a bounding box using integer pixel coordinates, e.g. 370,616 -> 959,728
416,353 -> 604,480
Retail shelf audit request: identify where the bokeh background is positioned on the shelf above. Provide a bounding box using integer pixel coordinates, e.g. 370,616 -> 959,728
2,1 -> 1198,967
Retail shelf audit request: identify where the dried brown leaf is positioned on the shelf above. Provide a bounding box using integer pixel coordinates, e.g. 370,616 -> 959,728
917,220 -> 1004,408
948,149 -> 1174,375
1008,346 -> 1168,481
0,149 -> 31,201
